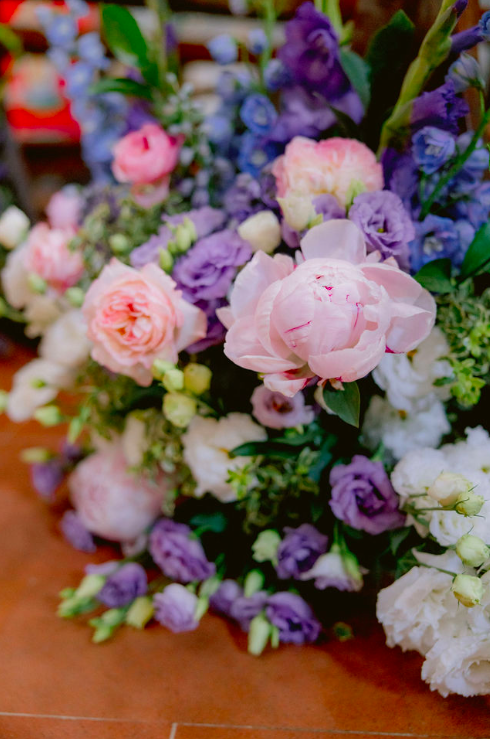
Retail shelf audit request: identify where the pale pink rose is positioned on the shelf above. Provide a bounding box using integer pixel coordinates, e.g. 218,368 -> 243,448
69,445 -> 167,542
218,220 -> 436,397
273,136 -> 384,209
112,123 -> 181,186
24,223 -> 84,293
83,258 -> 207,386
46,186 -> 83,230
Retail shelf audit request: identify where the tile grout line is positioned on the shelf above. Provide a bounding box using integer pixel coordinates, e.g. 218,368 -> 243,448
168,723 -> 178,739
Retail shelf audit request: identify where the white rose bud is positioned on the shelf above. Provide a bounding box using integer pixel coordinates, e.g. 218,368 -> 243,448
183,363 -> 212,395
456,534 -> 490,568
427,472 -> 473,507
163,392 -> 197,428
451,574 -> 484,608
237,210 -> 281,254
0,206 -> 29,249
455,490 -> 485,517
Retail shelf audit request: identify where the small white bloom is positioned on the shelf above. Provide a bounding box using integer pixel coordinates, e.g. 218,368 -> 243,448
182,413 -> 266,502
422,635 -> 490,697
278,194 -> 316,231
121,413 -> 148,467
0,206 -> 29,249
2,244 -> 31,309
6,358 -> 74,422
24,295 -> 62,337
301,549 -> 364,592
39,310 -> 91,368
237,210 -> 281,254
427,471 -> 473,506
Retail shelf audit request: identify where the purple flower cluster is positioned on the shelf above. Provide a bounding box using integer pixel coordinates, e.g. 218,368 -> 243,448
154,583 -> 199,633
97,563 -> 148,607
276,525 -> 328,580
329,456 -> 405,535
30,459 -> 64,501
149,519 -> 216,583
60,510 -> 96,553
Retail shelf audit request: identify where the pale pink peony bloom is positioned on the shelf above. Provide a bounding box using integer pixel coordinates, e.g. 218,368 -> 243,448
69,445 -> 167,542
273,136 -> 384,209
83,258 -> 206,386
24,223 -> 84,293
46,186 -> 83,230
218,220 -> 436,397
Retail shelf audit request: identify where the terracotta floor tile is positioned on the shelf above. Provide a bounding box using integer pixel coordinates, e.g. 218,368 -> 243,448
0,716 -> 170,739
2,346 -> 490,738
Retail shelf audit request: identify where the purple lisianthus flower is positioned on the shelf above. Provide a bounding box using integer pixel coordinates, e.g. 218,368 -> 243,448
30,459 -> 64,501
240,94 -> 278,136
230,591 -> 268,632
154,583 -> 199,633
149,519 -> 216,583
410,214 -> 462,271
382,149 -> 419,211
60,510 -> 96,553
266,592 -> 321,645
329,455 -> 405,535
412,126 -> 456,175
173,229 -> 251,302
281,193 -> 345,248
85,561 -> 119,576
276,524 -> 328,580
209,579 -> 243,617
185,298 -> 227,353
251,385 -> 315,429
411,81 -> 469,134
130,207 -> 225,268
348,191 -> 414,269
97,563 -> 147,608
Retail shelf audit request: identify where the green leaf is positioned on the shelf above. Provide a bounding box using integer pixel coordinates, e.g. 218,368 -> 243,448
189,511 -> 228,534
100,4 -> 158,86
230,441 -> 302,459
90,77 -> 154,101
459,221 -> 490,281
0,22 -> 23,56
389,526 -> 411,557
339,49 -> 371,109
366,11 -> 415,87
323,382 -> 360,428
414,258 -> 453,293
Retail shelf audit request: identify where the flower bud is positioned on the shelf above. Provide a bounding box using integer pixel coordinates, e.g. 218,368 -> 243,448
237,211 -> 281,254
244,569 -> 265,597
20,447 -> 53,463
277,194 -> 315,232
27,272 -> 47,294
109,233 -> 131,254
65,286 -> 85,307
33,405 -> 63,427
163,392 -> 197,428
194,595 -> 210,621
163,368 -> 185,393
248,613 -> 272,656
252,529 -> 281,564
76,574 -> 106,600
427,472 -> 473,507
183,363 -> 212,395
159,248 -> 174,273
455,490 -> 485,517
451,574 -> 484,608
345,179 -> 367,208
456,534 -> 490,568
0,206 -> 29,249
174,219 -> 197,254
152,358 -> 176,380
30,378 -> 47,389
125,596 -> 154,629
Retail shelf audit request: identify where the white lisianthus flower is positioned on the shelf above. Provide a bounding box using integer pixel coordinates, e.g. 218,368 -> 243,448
182,413 -> 267,502
300,548 -> 364,592
6,358 -> 74,422
0,206 -> 29,249
39,310 -> 91,368
361,394 -> 450,461
121,413 -> 148,467
2,244 -> 31,309
421,635 -> 490,697
237,210 -> 281,254
372,327 -> 452,413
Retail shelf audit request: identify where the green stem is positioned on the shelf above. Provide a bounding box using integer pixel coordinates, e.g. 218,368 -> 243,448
378,0 -> 462,154
418,563 -> 458,577
146,0 -> 169,87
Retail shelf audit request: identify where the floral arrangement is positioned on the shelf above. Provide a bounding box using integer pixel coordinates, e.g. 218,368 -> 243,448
3,0 -> 490,699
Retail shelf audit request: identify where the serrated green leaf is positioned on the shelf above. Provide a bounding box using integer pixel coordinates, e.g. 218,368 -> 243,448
90,77 -> 154,101
101,4 -> 158,86
323,382 -> 360,428
414,258 -> 453,293
339,49 -> 371,109
459,221 -> 490,281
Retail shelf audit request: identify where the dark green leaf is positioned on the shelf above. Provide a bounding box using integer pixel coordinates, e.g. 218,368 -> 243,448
101,4 -> 158,85
414,258 -> 453,293
339,49 -> 371,109
307,435 -> 337,483
189,511 -> 228,534
230,441 -> 302,459
0,23 -> 22,56
389,527 -> 411,557
323,382 -> 360,428
459,221 -> 490,280
327,103 -> 362,138
90,77 -> 154,100
366,10 -> 415,84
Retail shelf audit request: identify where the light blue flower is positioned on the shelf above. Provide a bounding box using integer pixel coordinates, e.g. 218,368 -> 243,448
240,94 -> 277,135
47,48 -> 70,73
247,29 -> 267,55
447,53 -> 484,93
77,32 -> 110,70
65,61 -> 94,97
264,59 -> 289,92
412,126 -> 456,175
66,0 -> 90,19
203,114 -> 233,146
208,34 -> 238,65
237,132 -> 278,177
479,10 -> 490,41
45,14 -> 78,49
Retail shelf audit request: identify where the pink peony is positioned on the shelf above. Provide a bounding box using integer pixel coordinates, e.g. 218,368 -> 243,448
218,220 -> 436,397
112,123 -> 181,186
24,223 -> 84,293
69,445 -> 167,542
273,136 -> 384,209
46,186 -> 83,230
83,258 -> 206,386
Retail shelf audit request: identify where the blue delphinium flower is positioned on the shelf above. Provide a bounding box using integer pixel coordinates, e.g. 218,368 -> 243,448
208,34 -> 238,65
452,182 -> 490,229
65,61 -> 94,97
77,32 -> 110,70
264,59 -> 290,92
240,94 -> 278,136
410,214 -> 463,271
412,126 -> 456,175
447,53 -> 484,93
247,28 -> 268,55
480,10 -> 490,40
237,132 -> 279,177
44,14 -> 78,48
66,0 -> 90,18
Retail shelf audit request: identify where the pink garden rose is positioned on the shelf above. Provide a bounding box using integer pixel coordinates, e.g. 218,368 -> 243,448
112,124 -> 181,206
69,445 -> 167,542
218,220 -> 436,397
24,222 -> 84,293
83,258 -> 206,386
273,136 -> 384,210
46,186 -> 83,230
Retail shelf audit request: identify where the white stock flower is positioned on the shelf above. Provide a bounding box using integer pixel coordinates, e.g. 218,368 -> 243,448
0,206 -> 29,249
39,310 -> 91,368
237,210 -> 281,254
361,394 -> 450,461
421,635 -> 490,697
372,327 -> 452,413
182,413 -> 266,502
6,358 -> 74,422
